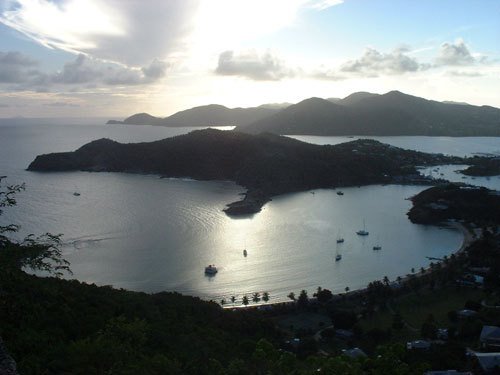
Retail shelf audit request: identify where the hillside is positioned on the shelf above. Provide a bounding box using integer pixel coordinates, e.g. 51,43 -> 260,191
107,104 -> 280,127
237,91 -> 500,136
28,129 -> 460,215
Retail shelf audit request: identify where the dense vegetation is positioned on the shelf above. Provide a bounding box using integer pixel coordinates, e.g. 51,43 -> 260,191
408,183 -> 500,225
28,129 -> 460,215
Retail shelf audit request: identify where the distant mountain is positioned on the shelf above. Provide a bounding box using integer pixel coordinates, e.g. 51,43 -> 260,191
237,91 -> 500,136
107,104 -> 281,127
28,128 -> 459,216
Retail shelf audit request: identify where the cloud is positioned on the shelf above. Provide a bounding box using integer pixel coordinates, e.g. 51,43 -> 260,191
339,47 -> 425,76
44,101 -> 80,107
0,0 -> 198,67
446,70 -> 483,77
215,50 -> 294,81
308,0 -> 344,10
0,50 -> 44,84
0,50 -> 169,90
436,39 -> 475,66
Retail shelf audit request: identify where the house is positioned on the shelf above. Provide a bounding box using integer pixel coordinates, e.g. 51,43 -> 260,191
480,326 -> 500,349
457,309 -> 478,319
437,328 -> 449,340
472,352 -> 500,374
342,347 -> 367,359
406,340 -> 431,350
335,329 -> 354,340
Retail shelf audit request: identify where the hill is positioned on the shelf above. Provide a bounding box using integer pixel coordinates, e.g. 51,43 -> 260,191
107,104 -> 281,127
28,129 -> 460,215
237,91 -> 500,136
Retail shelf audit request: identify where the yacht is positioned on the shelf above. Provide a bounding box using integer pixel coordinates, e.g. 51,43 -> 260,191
336,238 -> 344,243
73,192 -> 81,196
204,265 -> 218,275
337,191 -> 344,196
356,220 -> 369,236
373,245 -> 382,250
335,254 -> 342,261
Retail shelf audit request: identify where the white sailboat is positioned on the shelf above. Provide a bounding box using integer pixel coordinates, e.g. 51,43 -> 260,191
356,219 -> 369,236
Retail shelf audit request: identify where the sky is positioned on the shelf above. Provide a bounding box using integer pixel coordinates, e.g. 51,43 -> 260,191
0,0 -> 499,118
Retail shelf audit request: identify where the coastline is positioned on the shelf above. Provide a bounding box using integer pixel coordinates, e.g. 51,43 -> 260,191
222,220 -> 475,310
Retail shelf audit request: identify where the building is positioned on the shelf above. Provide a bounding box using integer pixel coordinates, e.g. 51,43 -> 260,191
480,326 -> 500,349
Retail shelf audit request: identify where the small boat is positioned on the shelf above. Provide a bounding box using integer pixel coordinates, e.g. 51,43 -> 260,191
243,249 -> 247,257
204,265 -> 218,275
356,219 -> 369,236
335,254 -> 342,261
373,245 -> 382,250
336,238 -> 344,243
337,191 -> 344,196
73,192 -> 81,196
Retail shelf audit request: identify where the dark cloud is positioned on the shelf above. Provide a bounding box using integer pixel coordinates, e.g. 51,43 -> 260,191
340,47 -> 423,76
0,51 -> 43,84
215,50 -> 293,81
436,40 -> 475,66
0,51 -> 169,91
142,59 -> 169,80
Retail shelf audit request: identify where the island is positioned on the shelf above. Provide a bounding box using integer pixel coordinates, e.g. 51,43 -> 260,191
461,156 -> 500,176
28,129 -> 463,216
408,183 -> 500,225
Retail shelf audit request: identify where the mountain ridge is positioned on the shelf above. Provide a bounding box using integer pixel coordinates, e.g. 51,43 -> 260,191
107,91 -> 500,136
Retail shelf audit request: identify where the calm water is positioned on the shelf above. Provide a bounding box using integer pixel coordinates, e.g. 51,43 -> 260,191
2,121 -> 498,304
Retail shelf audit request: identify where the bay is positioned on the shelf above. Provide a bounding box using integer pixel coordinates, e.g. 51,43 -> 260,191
2,121 -> 497,303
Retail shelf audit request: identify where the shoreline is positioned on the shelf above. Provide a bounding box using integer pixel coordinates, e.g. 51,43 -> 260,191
222,220 -> 475,310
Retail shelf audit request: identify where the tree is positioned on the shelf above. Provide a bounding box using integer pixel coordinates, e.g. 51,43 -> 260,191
0,177 -> 70,277
262,292 -> 270,302
297,290 -> 308,308
0,177 -> 25,245
392,313 -> 404,330
383,276 -> 390,286
252,292 -> 260,303
287,292 -> 296,301
242,295 -> 249,306
345,286 -> 350,293
421,314 -> 437,339
315,288 -> 333,303
230,295 -> 236,304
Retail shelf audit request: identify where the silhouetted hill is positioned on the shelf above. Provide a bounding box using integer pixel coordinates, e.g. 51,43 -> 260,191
28,129 -> 459,215
107,104 -> 280,127
238,91 -> 500,136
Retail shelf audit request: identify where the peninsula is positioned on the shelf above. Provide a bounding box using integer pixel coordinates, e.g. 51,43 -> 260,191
28,129 -> 461,216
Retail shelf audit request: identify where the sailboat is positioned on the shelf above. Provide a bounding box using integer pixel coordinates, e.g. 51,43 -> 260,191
335,242 -> 342,261
356,220 -> 369,236
336,230 -> 344,243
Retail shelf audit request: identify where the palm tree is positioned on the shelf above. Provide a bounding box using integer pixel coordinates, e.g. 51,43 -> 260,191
262,292 -> 270,302
242,295 -> 249,306
252,292 -> 261,303
383,276 -> 390,286
220,299 -> 226,306
230,295 -> 236,304
287,292 -> 296,301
